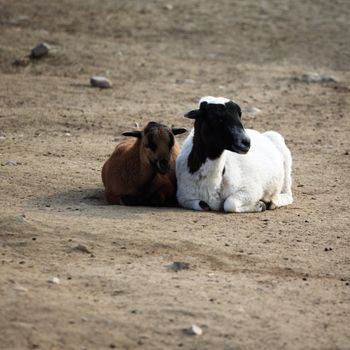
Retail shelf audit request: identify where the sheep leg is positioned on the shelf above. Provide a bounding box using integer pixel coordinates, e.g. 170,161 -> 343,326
224,193 -> 266,213
271,193 -> 293,208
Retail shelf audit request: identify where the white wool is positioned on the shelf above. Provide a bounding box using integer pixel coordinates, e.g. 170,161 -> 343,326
176,128 -> 293,213
199,96 -> 230,106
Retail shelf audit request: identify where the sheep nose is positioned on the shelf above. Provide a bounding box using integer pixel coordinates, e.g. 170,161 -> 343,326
237,136 -> 251,154
241,137 -> 251,149
157,159 -> 169,174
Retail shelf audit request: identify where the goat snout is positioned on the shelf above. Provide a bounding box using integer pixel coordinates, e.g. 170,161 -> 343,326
156,159 -> 169,175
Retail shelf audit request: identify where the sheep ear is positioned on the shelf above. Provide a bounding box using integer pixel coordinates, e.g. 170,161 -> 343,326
184,109 -> 201,119
172,128 -> 187,135
184,101 -> 207,119
122,131 -> 142,138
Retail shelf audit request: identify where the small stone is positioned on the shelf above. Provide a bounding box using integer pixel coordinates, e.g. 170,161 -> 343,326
244,107 -> 262,114
90,76 -> 112,89
69,244 -> 91,254
3,160 -> 17,166
185,324 -> 203,336
167,261 -> 190,271
31,42 -> 50,59
14,285 -> 28,292
164,4 -> 173,10
48,277 -> 60,284
18,213 -> 29,223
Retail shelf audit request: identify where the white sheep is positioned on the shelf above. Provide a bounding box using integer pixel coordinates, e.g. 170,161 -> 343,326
176,96 -> 293,212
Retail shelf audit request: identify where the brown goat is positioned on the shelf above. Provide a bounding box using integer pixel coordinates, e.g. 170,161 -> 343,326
102,122 -> 187,206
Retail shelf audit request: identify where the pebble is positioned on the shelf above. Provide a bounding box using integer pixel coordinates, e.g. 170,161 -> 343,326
31,42 -> 50,59
168,261 -> 190,271
185,324 -> 203,336
69,244 -> 91,254
2,160 -> 18,166
90,76 -> 112,89
48,277 -> 60,284
14,285 -> 28,292
244,107 -> 262,114
164,4 -> 174,10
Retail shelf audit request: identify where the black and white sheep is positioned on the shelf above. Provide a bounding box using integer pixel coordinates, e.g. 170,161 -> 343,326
176,96 -> 293,212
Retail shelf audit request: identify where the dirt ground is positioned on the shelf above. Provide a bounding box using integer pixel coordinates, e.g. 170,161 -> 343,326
1,0 -> 350,349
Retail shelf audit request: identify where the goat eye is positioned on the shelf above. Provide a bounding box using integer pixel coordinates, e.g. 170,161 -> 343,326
145,142 -> 157,151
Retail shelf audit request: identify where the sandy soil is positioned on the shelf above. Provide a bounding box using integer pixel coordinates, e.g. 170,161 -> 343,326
1,0 -> 350,349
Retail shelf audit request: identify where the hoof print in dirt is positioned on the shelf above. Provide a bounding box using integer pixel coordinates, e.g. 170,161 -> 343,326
90,76 -> 112,89
31,42 -> 50,59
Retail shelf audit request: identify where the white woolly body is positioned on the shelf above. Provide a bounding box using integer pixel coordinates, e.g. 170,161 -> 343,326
176,128 -> 293,212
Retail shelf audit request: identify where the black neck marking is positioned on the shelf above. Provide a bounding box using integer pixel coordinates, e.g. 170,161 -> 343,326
187,119 -> 224,174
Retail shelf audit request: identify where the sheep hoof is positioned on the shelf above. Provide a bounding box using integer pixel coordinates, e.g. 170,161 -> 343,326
258,201 -> 267,212
266,201 -> 277,210
199,201 -> 210,211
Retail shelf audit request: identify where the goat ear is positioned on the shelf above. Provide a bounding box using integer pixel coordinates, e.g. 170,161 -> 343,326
172,127 -> 187,135
184,109 -> 200,119
122,131 -> 142,138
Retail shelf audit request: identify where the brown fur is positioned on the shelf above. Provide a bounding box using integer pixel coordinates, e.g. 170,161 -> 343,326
101,123 -> 185,206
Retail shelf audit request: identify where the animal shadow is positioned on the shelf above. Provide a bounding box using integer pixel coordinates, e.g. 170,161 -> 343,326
34,187 -> 106,209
